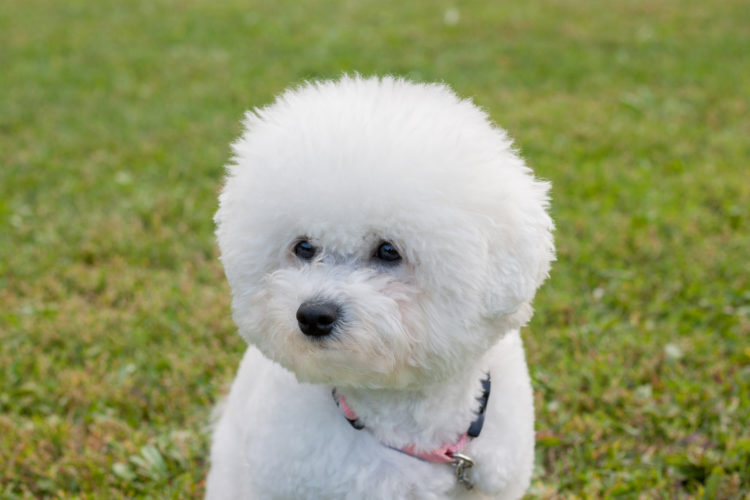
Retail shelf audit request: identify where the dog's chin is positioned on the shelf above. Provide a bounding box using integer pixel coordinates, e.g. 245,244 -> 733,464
255,329 -> 420,389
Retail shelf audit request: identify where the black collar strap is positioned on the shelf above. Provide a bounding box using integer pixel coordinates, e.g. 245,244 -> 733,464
467,373 -> 491,437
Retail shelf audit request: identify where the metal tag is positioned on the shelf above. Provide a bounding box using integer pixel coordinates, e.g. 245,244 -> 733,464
450,452 -> 475,489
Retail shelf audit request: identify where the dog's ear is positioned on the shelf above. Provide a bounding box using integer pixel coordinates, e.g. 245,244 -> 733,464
481,176 -> 555,330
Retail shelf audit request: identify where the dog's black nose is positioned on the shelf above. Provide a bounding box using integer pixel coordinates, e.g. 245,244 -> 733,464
296,301 -> 340,337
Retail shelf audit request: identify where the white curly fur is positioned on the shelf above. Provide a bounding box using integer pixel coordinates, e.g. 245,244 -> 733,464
207,75 -> 554,499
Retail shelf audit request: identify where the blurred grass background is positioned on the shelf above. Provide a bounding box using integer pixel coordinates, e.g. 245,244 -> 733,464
1,0 -> 748,497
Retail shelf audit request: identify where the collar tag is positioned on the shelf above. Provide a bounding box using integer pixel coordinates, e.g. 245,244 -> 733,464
450,452 -> 475,489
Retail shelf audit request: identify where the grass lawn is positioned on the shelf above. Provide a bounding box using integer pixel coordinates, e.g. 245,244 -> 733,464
2,0 -> 748,497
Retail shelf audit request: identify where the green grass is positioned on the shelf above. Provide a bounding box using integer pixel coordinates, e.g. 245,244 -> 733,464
1,0 -> 748,497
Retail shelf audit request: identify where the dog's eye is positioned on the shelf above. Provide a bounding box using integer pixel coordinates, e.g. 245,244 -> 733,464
293,240 -> 317,260
374,241 -> 401,264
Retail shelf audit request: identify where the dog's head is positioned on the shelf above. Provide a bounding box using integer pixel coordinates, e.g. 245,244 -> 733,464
215,76 -> 554,389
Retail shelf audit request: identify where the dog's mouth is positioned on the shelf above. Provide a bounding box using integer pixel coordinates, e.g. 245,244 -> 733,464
300,321 -> 360,354
301,331 -> 340,349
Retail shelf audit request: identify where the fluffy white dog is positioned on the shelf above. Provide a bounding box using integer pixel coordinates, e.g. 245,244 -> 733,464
206,76 -> 554,500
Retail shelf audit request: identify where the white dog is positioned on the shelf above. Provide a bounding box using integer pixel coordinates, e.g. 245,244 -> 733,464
207,76 -> 554,500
